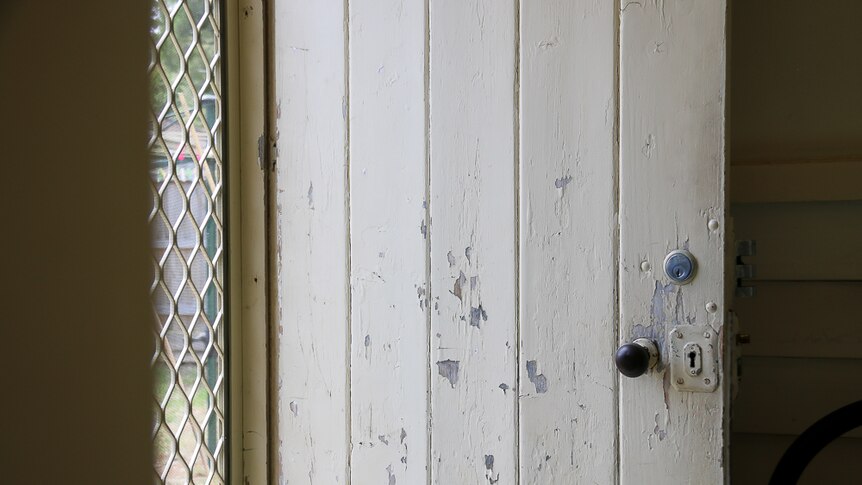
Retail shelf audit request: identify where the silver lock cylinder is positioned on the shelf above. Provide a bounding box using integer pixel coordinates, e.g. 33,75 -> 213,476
664,249 -> 697,285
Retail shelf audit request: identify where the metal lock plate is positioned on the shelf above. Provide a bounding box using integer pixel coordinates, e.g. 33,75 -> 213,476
669,325 -> 718,392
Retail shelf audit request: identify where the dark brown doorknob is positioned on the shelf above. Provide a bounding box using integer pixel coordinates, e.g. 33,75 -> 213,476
615,338 -> 658,378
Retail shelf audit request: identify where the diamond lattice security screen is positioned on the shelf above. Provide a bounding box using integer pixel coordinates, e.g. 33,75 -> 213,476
147,0 -> 226,483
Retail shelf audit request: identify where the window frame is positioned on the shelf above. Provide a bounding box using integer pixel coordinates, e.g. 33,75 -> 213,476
225,0 -> 268,482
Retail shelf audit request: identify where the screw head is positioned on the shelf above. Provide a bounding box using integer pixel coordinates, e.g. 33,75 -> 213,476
705,302 -> 718,313
704,378 -> 711,385
640,261 -> 651,272
708,219 -> 720,231
704,332 -> 711,339
676,378 -> 685,385
675,331 -> 684,339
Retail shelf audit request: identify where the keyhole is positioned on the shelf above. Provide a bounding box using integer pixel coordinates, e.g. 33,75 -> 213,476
688,351 -> 697,368
675,267 -> 684,278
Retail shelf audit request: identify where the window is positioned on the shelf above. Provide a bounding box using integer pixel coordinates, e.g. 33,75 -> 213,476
147,0 -> 226,482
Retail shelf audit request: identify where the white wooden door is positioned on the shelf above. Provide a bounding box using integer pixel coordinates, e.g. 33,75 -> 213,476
269,0 -> 729,483
618,0 -> 730,483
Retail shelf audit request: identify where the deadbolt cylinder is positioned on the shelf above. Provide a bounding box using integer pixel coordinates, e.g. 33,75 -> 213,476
664,249 -> 697,284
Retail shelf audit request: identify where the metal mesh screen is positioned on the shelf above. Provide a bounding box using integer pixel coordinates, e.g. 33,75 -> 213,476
147,0 -> 225,483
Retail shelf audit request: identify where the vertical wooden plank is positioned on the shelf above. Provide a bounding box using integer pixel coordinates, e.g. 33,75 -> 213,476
429,0 -> 518,483
348,0 -> 428,483
270,0 -> 349,483
519,0 -> 618,483
619,0 -> 728,483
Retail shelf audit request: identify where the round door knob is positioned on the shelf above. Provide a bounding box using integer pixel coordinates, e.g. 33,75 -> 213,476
615,338 -> 659,378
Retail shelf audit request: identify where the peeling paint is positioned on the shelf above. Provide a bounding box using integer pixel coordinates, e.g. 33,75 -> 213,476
469,305 -> 488,327
653,413 -> 668,441
378,434 -> 389,445
673,289 -> 685,326
485,453 -> 499,483
526,360 -> 548,393
662,371 -> 671,412
538,37 -> 558,48
307,182 -> 314,209
436,360 -> 460,388
417,285 -> 428,310
386,464 -> 396,485
270,138 -> 278,170
554,175 -> 573,189
257,134 -> 266,170
650,281 -> 672,324
641,280 -> 697,362
451,271 -> 467,302
635,280 -> 682,366
642,133 -> 655,159
499,383 -> 510,394
289,401 -> 298,416
465,246 -> 473,264
447,251 -> 456,267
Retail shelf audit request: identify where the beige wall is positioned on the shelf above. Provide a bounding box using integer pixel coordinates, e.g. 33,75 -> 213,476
0,2 -> 153,483
731,0 -> 862,163
730,1 -> 862,483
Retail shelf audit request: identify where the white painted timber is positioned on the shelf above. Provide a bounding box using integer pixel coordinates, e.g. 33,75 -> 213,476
429,0 -> 518,483
271,0 -> 349,483
519,0 -> 618,483
619,0 -> 729,483
348,0 -> 428,483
